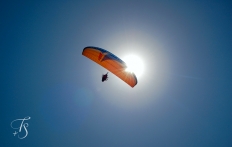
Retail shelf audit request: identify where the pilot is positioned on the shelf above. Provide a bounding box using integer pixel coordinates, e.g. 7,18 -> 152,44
102,72 -> 108,82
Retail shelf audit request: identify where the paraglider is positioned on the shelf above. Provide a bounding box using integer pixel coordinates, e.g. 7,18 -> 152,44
102,72 -> 108,82
82,46 -> 137,87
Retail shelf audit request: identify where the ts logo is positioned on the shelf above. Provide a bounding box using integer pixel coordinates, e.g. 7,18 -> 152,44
11,116 -> 31,139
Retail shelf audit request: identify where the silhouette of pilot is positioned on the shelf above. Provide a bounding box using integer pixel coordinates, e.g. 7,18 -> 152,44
102,72 -> 108,82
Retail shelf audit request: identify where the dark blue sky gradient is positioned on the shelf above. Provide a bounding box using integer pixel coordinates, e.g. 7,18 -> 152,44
1,0 -> 231,146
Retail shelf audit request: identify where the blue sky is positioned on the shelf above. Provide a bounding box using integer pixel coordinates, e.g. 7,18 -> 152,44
1,0 -> 231,146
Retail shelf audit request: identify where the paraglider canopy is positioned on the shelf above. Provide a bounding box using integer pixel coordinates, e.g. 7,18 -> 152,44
82,46 -> 137,87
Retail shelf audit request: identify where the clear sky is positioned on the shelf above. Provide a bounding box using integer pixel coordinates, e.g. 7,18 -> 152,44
1,0 -> 231,146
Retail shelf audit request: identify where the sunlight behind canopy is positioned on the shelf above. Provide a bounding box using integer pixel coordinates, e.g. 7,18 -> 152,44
122,54 -> 144,78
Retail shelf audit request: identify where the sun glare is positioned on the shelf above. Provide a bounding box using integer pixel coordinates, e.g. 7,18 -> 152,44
123,55 -> 144,78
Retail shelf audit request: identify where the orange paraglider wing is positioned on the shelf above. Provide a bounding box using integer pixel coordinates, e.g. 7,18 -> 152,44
82,46 -> 137,87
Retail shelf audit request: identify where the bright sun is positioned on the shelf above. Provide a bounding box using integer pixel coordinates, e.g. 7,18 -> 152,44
123,55 -> 144,78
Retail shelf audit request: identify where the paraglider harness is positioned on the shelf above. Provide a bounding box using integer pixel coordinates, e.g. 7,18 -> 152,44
102,72 -> 108,82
